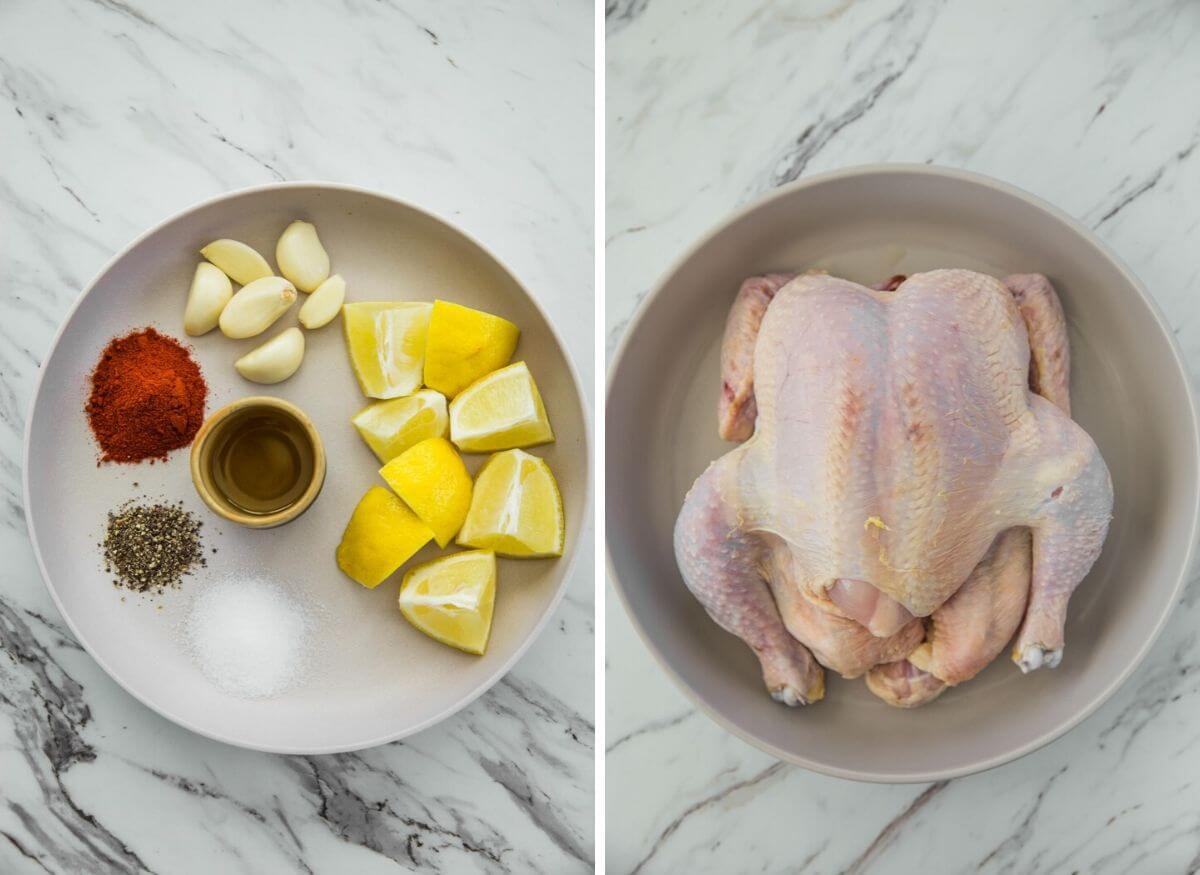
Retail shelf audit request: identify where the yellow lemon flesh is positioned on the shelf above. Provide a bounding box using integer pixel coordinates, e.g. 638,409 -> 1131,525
423,300 -> 519,398
457,449 -> 564,557
449,361 -> 554,453
379,437 -> 473,548
398,550 -> 496,655
352,389 -> 449,464
336,486 -> 434,588
343,302 -> 432,399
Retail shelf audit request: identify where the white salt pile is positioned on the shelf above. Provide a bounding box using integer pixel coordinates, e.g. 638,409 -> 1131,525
183,576 -> 312,699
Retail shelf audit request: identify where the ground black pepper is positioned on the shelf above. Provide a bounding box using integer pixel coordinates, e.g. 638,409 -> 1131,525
102,500 -> 205,592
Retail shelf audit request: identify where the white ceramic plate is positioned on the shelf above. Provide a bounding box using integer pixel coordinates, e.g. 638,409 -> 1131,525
25,182 -> 589,753
607,165 -> 1200,782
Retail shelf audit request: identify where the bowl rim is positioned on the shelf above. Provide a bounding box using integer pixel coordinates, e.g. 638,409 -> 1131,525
189,395 -> 327,529
23,179 -> 593,755
605,162 -> 1200,783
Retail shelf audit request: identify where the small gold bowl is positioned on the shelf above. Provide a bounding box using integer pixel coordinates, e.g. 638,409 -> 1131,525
190,396 -> 326,529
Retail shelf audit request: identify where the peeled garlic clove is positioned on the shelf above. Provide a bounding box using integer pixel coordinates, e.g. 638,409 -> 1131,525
298,274 -> 346,329
200,239 -> 272,285
276,221 -> 330,292
183,262 -> 233,336
219,276 -> 297,339
235,327 -> 305,384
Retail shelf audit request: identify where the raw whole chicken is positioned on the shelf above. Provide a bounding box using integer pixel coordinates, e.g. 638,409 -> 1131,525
675,268 -> 1113,708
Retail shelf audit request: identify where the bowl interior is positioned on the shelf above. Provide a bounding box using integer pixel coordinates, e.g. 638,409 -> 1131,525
26,184 -> 588,752
607,167 -> 1198,781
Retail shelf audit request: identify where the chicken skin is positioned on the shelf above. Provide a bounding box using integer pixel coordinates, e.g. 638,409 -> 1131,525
675,269 -> 1113,708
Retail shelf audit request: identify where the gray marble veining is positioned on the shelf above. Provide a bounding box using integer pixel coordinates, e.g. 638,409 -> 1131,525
0,0 -> 594,872
607,0 -> 1200,871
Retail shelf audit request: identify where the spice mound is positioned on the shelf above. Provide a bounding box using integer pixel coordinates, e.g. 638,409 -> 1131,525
183,576 -> 313,698
103,500 -> 205,592
86,328 -> 207,463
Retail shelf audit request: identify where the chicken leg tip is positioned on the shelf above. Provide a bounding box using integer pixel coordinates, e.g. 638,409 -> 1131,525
1014,644 -> 1063,673
770,678 -> 824,707
771,687 -> 804,706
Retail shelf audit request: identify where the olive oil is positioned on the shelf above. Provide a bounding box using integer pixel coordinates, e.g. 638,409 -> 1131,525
208,407 -> 316,515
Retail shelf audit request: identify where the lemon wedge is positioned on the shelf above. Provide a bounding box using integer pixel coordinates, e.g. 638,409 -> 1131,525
352,389 -> 449,464
336,486 -> 434,588
343,302 -> 432,399
423,300 -> 519,398
379,437 -> 473,548
448,361 -> 554,452
398,550 -> 496,655
457,449 -> 564,557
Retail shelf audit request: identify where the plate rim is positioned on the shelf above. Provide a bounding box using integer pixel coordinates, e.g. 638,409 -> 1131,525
605,162 -> 1200,783
23,179 -> 593,755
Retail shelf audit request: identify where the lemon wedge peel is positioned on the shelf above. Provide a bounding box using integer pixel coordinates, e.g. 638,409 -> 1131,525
379,437 -> 473,549
335,486 -> 435,588
423,300 -> 519,398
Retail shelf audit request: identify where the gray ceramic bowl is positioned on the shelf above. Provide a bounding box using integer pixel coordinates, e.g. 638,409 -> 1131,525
607,164 -> 1200,782
25,182 -> 590,753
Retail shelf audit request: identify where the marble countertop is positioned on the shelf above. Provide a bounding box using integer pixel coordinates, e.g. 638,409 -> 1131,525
607,0 -> 1200,871
0,1 -> 593,872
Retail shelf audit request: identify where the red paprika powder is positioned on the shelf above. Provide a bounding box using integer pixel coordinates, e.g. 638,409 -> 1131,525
86,328 -> 208,463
